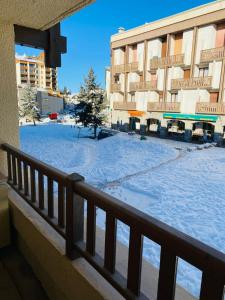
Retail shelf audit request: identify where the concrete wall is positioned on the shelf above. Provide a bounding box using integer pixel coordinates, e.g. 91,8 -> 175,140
0,22 -> 19,175
8,189 -> 122,300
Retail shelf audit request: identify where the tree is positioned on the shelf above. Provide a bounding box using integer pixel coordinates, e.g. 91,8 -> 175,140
75,68 -> 106,138
19,85 -> 40,126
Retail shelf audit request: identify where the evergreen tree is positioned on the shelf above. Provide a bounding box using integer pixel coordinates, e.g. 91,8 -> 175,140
19,85 -> 40,126
76,68 -> 106,138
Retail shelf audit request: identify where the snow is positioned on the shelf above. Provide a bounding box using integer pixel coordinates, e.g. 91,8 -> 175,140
20,123 -> 225,297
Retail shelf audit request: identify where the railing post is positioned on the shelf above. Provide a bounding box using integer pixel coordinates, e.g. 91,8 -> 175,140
66,173 -> 84,260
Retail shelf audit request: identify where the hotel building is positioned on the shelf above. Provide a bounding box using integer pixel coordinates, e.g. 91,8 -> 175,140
16,52 -> 58,91
107,0 -> 225,142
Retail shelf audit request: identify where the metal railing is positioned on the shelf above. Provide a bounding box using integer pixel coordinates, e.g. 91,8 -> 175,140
1,143 -> 225,300
200,47 -> 225,63
147,102 -> 180,112
113,101 -> 136,110
196,102 -> 225,115
150,54 -> 184,69
171,76 -> 212,90
130,80 -> 157,91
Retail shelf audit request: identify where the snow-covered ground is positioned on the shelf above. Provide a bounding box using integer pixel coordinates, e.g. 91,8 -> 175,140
20,123 -> 225,297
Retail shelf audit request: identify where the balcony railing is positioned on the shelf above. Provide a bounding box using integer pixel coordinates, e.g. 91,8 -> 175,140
150,54 -> 184,69
196,102 -> 225,115
111,64 -> 125,74
200,47 -> 225,63
129,80 -> 157,91
111,62 -> 139,74
0,143 -> 225,300
125,62 -> 139,73
147,102 -> 180,112
171,76 -> 212,90
1,142 -> 225,299
113,101 -> 136,110
111,83 -> 123,93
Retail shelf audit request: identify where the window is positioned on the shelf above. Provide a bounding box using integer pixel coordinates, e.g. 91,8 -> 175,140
114,74 -> 120,84
198,67 -> 209,77
171,93 -> 178,102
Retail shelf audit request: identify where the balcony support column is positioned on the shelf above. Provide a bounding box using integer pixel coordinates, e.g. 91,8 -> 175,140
218,58 -> 225,103
159,120 -> 168,138
184,122 -> 193,143
0,22 -> 19,175
213,123 -> 224,145
163,34 -> 171,102
190,27 -> 198,77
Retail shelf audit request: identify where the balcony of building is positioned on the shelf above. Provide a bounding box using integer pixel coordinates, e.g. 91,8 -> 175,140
149,54 -> 184,71
147,101 -> 181,112
196,102 -> 225,115
171,76 -> 212,90
200,47 -> 225,63
113,101 -> 136,110
129,80 -> 157,92
1,2 -> 225,300
111,62 -> 139,74
111,83 -> 123,93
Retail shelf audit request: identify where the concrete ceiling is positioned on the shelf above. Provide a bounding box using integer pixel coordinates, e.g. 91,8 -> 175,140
0,0 -> 95,30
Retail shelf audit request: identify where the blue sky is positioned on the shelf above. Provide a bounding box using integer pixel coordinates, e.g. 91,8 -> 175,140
16,0 -> 212,93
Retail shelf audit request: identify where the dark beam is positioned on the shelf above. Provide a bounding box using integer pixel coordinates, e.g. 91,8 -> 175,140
14,23 -> 67,68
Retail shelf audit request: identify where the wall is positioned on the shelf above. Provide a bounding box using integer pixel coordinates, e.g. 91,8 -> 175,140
37,91 -> 64,115
0,22 -> 19,175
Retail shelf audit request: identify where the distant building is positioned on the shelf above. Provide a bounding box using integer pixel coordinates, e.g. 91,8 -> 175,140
16,52 -> 58,91
106,0 -> 225,143
16,52 -> 64,115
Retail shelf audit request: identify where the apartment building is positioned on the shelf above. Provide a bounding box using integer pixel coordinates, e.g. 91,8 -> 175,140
107,0 -> 225,142
16,52 -> 58,91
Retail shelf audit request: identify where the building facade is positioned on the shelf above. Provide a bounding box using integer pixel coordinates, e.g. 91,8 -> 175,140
16,52 -> 58,91
107,0 -> 225,142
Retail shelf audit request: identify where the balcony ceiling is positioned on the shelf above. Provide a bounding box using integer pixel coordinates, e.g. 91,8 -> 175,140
0,0 -> 95,30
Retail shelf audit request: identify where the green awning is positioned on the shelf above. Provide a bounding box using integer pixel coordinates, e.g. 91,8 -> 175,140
163,113 -> 218,122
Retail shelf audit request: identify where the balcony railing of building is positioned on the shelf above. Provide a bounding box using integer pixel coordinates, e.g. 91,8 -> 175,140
171,76 -> 212,90
113,101 -> 136,110
1,143 -> 225,300
111,62 -> 139,74
196,102 -> 225,115
200,47 -> 225,63
111,83 -> 123,93
129,80 -> 157,92
147,102 -> 181,112
150,54 -> 184,70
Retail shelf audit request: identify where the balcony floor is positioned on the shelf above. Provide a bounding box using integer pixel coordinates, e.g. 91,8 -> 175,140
0,246 -> 49,300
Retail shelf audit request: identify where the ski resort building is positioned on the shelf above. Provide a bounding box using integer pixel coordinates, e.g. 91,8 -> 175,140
107,0 -> 225,142
16,52 -> 58,91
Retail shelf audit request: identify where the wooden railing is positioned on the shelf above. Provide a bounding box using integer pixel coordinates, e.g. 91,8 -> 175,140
111,83 -> 122,93
147,102 -> 180,112
200,47 -> 225,63
113,101 -> 136,110
130,80 -> 157,91
171,77 -> 212,90
125,62 -> 139,73
1,143 -> 225,300
196,102 -> 225,115
150,54 -> 184,69
111,64 -> 125,74
111,62 -> 139,74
